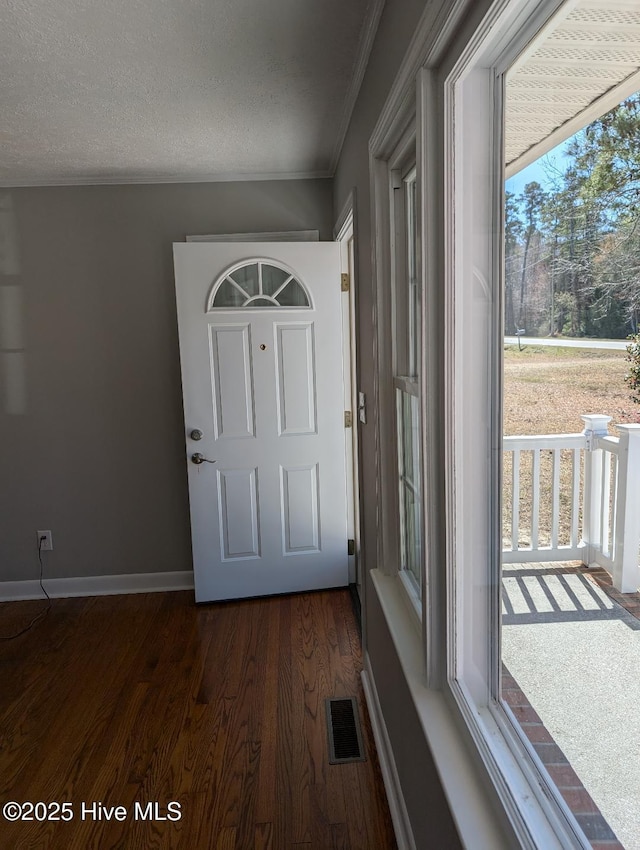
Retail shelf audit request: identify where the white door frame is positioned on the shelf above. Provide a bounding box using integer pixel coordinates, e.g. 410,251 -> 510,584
335,193 -> 363,597
185,230 -> 320,243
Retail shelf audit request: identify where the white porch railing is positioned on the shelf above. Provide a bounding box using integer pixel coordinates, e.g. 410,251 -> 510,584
503,415 -> 640,593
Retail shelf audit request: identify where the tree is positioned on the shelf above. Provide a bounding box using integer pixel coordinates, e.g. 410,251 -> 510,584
540,187 -> 563,334
570,94 -> 640,333
517,182 -> 546,331
504,191 -> 522,334
504,92 -> 640,340
625,333 -> 640,405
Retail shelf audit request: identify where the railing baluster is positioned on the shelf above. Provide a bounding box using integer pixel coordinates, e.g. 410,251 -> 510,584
571,448 -> 580,549
611,454 -> 618,556
612,425 -> 640,592
531,449 -> 540,550
503,414 -> 640,593
551,449 -> 560,550
502,419 -> 638,591
503,423 -> 618,569
602,450 -> 611,557
581,415 -> 612,567
512,449 -> 520,551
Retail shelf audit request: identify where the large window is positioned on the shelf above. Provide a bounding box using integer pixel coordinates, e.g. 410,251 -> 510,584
366,1 -> 640,846
393,166 -> 423,602
441,0 -> 635,845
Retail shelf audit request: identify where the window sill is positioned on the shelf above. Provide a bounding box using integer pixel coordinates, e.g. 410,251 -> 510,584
370,568 -> 585,850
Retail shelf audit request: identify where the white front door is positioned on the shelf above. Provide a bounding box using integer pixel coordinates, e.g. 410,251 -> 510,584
173,242 -> 348,602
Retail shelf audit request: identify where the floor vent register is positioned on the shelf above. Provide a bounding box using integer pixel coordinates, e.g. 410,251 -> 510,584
325,697 -> 366,764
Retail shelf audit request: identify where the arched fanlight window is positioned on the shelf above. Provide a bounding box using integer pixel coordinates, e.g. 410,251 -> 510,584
208,260 -> 311,309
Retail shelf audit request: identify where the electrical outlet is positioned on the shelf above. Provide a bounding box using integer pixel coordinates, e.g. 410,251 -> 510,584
37,530 -> 53,551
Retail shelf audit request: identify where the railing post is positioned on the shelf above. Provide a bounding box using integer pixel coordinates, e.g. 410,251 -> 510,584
581,414 -> 612,566
612,424 -> 640,593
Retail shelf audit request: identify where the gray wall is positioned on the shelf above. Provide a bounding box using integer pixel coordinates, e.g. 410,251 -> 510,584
334,0 -> 463,846
0,179 -> 332,581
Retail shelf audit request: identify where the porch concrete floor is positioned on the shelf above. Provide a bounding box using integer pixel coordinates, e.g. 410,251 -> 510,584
502,562 -> 640,850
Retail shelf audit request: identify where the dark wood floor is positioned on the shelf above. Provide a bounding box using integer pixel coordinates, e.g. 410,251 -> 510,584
0,588 -> 397,850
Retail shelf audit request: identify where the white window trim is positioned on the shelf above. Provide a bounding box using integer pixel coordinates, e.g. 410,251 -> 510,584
393,150 -> 425,612
368,10 -> 521,841
370,112 -> 414,581
444,0 -> 590,846
369,8 -> 472,674
416,66 -> 442,683
372,110 -> 428,639
369,74 -> 442,679
366,0 -> 600,847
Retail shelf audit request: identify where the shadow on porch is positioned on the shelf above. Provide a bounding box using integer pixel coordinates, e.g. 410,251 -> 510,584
502,561 -> 640,850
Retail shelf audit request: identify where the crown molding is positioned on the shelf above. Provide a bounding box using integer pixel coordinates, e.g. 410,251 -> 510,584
329,0 -> 386,175
369,0 -> 470,158
0,169 -> 333,189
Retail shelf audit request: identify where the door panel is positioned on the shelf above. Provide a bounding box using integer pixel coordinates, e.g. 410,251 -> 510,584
281,463 -> 320,553
217,467 -> 260,560
174,242 -> 348,602
209,324 -> 255,439
275,322 -> 317,435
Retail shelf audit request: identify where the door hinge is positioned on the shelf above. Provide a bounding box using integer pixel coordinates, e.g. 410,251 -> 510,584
341,273 -> 350,292
344,410 -> 353,428
347,539 -> 355,556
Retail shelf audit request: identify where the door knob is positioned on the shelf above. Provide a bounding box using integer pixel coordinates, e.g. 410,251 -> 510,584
191,453 -> 216,465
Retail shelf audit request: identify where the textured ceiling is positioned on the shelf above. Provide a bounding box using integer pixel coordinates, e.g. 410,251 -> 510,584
0,0 -> 378,185
506,0 -> 640,175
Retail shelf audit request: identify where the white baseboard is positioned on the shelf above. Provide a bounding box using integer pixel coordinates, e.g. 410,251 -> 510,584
0,570 -> 194,601
361,655 -> 417,850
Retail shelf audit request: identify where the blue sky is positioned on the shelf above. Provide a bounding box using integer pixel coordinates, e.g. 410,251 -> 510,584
505,138 -> 572,195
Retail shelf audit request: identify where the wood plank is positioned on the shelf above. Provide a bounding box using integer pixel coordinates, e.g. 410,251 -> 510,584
274,595 -> 294,848
216,826 -> 237,849
0,589 -> 398,849
254,821 -> 273,850
331,822 -> 352,850
254,599 -> 280,824
290,595 -> 312,843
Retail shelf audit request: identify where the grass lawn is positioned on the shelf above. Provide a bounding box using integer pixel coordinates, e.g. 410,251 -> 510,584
503,345 -> 638,437
503,345 -> 638,549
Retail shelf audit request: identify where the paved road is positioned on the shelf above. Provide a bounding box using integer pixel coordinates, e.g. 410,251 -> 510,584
505,336 -> 628,351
